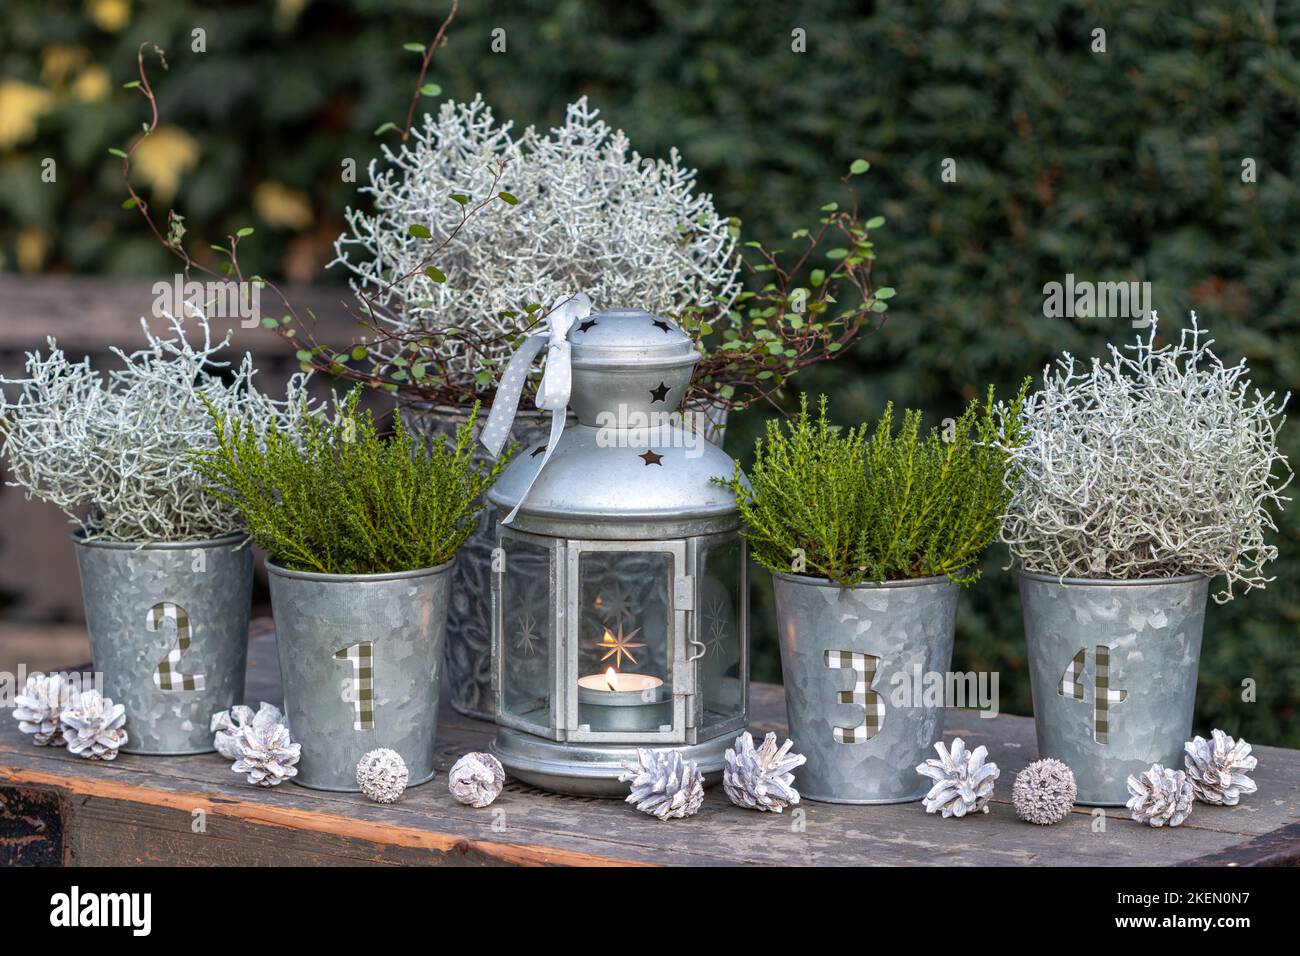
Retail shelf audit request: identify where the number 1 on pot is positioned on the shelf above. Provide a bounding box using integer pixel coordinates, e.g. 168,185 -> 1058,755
336,642 -> 375,731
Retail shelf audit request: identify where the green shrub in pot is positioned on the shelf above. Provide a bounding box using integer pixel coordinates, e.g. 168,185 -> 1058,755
715,388 -> 1026,803
192,390 -> 510,790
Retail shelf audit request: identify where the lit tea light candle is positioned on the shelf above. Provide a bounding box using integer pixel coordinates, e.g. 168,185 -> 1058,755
577,667 -> 670,732
578,668 -> 662,695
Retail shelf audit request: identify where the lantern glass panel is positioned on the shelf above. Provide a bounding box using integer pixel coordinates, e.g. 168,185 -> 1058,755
576,551 -> 673,734
698,538 -> 745,735
500,534 -> 554,733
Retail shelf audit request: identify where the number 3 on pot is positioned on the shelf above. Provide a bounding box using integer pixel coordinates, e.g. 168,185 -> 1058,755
823,650 -> 885,742
336,642 -> 375,731
1058,645 -> 1127,744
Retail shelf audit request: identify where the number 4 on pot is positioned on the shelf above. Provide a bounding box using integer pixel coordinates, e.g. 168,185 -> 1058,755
1058,645 -> 1127,744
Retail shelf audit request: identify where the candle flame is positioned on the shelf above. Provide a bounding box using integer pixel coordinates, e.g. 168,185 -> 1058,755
601,629 -> 615,645
604,667 -> 619,692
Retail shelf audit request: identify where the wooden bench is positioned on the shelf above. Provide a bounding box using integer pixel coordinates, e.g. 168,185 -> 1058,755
2,620 -> 1297,866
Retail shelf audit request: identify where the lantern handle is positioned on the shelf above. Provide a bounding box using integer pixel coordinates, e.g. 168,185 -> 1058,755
478,292 -> 592,524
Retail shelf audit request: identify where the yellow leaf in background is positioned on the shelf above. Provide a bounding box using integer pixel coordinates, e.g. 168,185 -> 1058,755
0,81 -> 53,149
71,66 -> 112,103
86,0 -> 131,32
17,229 -> 50,273
132,126 -> 199,202
254,180 -> 315,231
41,45 -> 90,88
275,0 -> 309,27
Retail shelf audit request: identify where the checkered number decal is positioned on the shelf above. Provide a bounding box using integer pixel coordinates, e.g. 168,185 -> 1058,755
823,649 -> 885,743
1057,647 -> 1086,700
335,642 -> 375,731
147,602 -> 205,692
1057,645 -> 1127,745
1093,646 -> 1127,744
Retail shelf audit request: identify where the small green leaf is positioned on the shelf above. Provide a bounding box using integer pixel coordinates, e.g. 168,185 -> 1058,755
810,268 -> 826,288
865,216 -> 886,229
351,346 -> 369,361
449,193 -> 469,205
408,224 -> 432,238
296,350 -> 314,363
108,148 -> 128,159
850,158 -> 871,175
820,201 -> 839,212
236,227 -> 254,238
122,80 -> 141,90
826,248 -> 848,260
373,121 -> 398,136
420,83 -> 442,97
261,318 -> 278,330
425,266 -> 447,283
498,191 -> 519,205
874,287 -> 896,300
403,42 -> 426,52
120,196 -> 139,209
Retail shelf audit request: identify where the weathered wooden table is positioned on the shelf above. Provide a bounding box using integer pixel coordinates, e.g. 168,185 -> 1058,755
2,621 -> 1297,866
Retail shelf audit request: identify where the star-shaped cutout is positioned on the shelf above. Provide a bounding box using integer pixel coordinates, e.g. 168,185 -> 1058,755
651,319 -> 672,333
596,622 -> 645,669
578,319 -> 598,333
649,382 -> 670,403
529,444 -> 546,458
639,450 -> 663,466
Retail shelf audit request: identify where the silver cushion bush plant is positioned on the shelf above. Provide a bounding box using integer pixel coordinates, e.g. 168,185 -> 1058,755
716,388 -> 1027,588
999,313 -> 1291,601
191,389 -> 508,576
0,311 -> 311,543
331,95 -> 740,401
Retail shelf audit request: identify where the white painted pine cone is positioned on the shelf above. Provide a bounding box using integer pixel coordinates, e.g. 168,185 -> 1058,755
619,748 -> 704,821
14,673 -> 78,746
723,731 -> 805,813
915,737 -> 999,818
1126,764 -> 1194,827
60,689 -> 127,760
449,752 -> 506,807
1184,729 -> 1257,806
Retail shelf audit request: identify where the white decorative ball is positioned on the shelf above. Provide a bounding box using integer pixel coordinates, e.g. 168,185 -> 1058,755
356,748 -> 410,804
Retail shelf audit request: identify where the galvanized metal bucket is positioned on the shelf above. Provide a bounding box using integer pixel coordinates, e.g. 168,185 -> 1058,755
267,560 -> 453,791
73,532 -> 253,755
772,572 -> 958,804
1019,570 -> 1208,806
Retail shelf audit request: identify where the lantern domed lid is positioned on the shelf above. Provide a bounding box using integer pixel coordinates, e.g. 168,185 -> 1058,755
487,424 -> 740,539
569,307 -> 699,369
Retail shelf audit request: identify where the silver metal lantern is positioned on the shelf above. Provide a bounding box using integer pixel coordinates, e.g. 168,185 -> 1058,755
481,301 -> 749,796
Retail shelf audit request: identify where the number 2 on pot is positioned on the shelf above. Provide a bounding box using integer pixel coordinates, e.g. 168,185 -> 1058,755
1058,645 -> 1127,744
147,602 -> 205,692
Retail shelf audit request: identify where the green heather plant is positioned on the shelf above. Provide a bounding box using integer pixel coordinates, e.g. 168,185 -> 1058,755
718,388 -> 1027,587
191,390 -> 508,576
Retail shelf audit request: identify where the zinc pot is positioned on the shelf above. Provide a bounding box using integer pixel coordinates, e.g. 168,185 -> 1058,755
1019,570 -> 1209,806
267,560 -> 452,791
73,532 -> 253,755
772,572 -> 958,804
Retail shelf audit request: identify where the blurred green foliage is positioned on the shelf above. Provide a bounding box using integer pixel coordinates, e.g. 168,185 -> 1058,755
1,0 -> 1296,743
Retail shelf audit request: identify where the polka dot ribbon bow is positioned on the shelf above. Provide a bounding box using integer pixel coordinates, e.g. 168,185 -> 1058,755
479,292 -> 593,525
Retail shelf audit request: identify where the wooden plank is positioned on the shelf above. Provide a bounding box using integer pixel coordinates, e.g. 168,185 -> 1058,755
1,620 -> 1297,867
0,275 -> 357,354
0,785 -> 65,866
